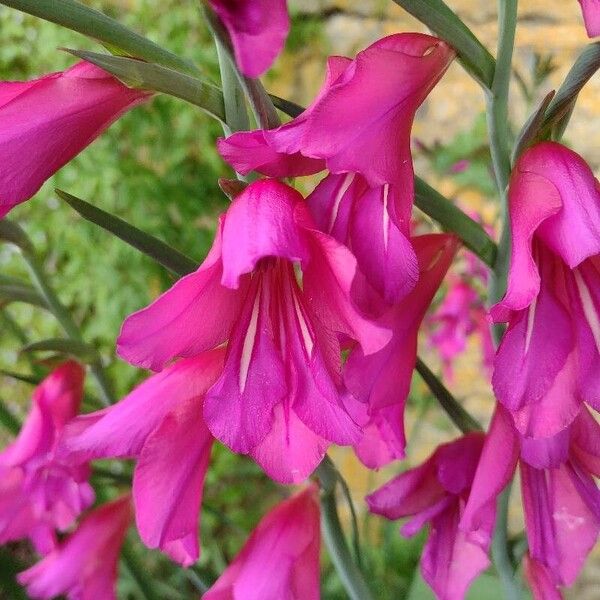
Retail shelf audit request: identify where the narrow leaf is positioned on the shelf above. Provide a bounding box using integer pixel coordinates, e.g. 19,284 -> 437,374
21,338 -> 100,362
512,90 -> 555,163
0,0 -> 200,76
541,42 -> 600,136
57,189 -> 197,277
414,177 -> 497,267
0,369 -> 41,385
0,220 -> 34,254
392,0 -> 495,89
66,50 -> 225,121
0,282 -> 47,309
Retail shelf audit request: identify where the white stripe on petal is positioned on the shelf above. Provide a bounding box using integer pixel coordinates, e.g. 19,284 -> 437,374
239,292 -> 261,393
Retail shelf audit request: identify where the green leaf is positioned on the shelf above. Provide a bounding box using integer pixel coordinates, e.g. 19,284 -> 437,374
66,50 -> 225,121
21,338 -> 100,362
392,0 -> 495,89
541,42 -> 600,139
0,399 -> 21,435
57,189 -> 197,278
0,220 -> 34,254
512,91 -> 555,162
0,0 -> 200,76
0,281 -> 48,309
0,368 -> 41,386
414,177 -> 497,267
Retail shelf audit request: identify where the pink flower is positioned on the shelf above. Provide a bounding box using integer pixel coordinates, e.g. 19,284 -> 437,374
203,484 -> 320,600
524,554 -> 563,600
209,0 -> 289,77
18,495 -> 132,600
219,34 -> 454,304
426,274 -> 493,381
344,234 -> 459,469
0,61 -> 150,217
579,0 -> 600,37
0,361 -> 93,553
60,351 -> 224,566
117,179 -> 390,484
491,142 -> 600,437
461,406 -> 600,590
367,434 -> 492,600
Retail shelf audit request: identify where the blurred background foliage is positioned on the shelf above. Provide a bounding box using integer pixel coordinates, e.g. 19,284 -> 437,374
0,0 -> 595,598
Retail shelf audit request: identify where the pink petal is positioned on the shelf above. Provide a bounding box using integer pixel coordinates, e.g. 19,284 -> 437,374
134,399 -> 213,566
220,180 -> 310,288
349,184 -> 418,304
580,0 -> 600,36
61,352 -> 224,460
422,503 -> 492,600
520,426 -> 571,469
204,486 -> 320,600
209,0 -> 289,78
0,61 -> 149,217
460,407 -> 519,544
117,220 -> 245,371
524,554 -> 563,600
571,407 -> 600,477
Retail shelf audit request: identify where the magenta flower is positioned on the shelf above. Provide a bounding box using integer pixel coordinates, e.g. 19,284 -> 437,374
0,361 -> 93,554
524,554 -> 563,600
491,142 -> 600,437
344,234 -> 459,468
18,495 -> 132,600
367,434 -> 492,600
61,351 -> 224,566
117,179 -> 389,484
203,484 -> 320,600
209,0 -> 289,77
218,34 -> 454,304
461,406 -> 600,590
579,0 -> 600,36
0,61 -> 150,217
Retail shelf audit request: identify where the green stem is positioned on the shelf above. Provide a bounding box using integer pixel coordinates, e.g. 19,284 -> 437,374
22,251 -> 115,406
0,398 -> 20,435
316,457 -> 373,600
492,485 -> 521,600
415,357 -> 482,434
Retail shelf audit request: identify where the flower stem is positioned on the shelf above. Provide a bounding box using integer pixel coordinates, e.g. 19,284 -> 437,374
316,457 -> 374,600
415,357 -> 482,434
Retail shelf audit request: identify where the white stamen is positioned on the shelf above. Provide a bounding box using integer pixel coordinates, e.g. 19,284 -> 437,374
239,292 -> 261,393
292,292 -> 314,356
574,269 -> 600,353
524,294 -> 537,355
382,184 -> 390,252
328,173 -> 355,233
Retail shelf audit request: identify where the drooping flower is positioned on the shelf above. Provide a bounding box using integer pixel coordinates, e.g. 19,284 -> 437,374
18,495 -> 132,600
117,179 -> 389,484
219,34 -> 455,304
0,61 -> 150,217
460,406 -> 600,592
61,351 -> 224,566
203,484 -> 320,600
579,0 -> 600,37
367,434 -> 492,600
208,0 -> 289,77
0,361 -> 93,553
345,234 -> 459,468
491,142 -> 600,437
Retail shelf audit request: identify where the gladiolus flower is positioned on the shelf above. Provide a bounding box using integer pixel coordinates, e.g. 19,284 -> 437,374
579,0 -> 600,37
0,61 -> 150,217
491,142 -> 600,437
117,179 -> 390,484
61,351 -> 224,566
203,484 -> 320,600
18,495 -> 132,600
209,0 -> 289,77
218,34 -> 455,304
0,361 -> 93,553
345,234 -> 459,468
524,554 -> 563,600
461,406 -> 600,591
367,434 -> 492,600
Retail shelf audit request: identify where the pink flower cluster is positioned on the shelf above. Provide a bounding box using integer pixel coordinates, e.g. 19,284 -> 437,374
1,1 -> 600,599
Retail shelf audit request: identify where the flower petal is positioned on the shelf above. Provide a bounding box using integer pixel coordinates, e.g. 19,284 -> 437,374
580,0 -> 600,37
